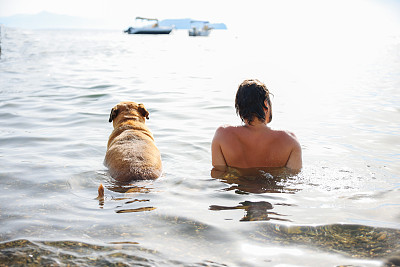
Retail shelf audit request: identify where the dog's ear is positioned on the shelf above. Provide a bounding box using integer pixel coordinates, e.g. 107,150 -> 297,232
109,107 -> 119,122
138,103 -> 149,120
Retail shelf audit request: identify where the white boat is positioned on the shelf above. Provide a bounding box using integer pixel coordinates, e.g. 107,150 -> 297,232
188,21 -> 212,36
124,17 -> 173,35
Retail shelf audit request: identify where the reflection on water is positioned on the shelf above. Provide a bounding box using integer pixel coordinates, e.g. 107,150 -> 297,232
210,201 -> 290,222
68,170 -> 158,213
211,166 -> 300,194
102,180 -> 156,214
116,206 -> 156,213
210,167 -> 298,222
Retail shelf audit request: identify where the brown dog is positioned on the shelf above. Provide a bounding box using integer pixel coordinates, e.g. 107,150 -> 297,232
104,101 -> 162,182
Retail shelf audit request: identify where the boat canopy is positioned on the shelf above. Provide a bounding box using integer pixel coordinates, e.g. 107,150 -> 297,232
190,20 -> 210,24
136,17 -> 159,22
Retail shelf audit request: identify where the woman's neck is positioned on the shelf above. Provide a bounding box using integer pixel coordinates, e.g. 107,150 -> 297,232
244,118 -> 269,129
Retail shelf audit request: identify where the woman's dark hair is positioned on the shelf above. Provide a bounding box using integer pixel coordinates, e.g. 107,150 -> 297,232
235,79 -> 272,125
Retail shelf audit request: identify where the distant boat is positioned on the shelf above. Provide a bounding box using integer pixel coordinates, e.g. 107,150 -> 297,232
124,17 -> 173,34
189,20 -> 212,37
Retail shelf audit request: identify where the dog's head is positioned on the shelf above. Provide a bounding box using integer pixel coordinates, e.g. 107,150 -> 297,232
108,101 -> 150,125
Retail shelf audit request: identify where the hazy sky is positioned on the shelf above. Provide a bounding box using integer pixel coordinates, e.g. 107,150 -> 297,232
1,0 -> 399,34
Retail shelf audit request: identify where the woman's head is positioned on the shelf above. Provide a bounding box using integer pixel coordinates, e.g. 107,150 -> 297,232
235,79 -> 272,125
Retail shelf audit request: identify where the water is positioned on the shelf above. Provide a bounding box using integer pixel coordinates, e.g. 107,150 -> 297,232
0,27 -> 399,266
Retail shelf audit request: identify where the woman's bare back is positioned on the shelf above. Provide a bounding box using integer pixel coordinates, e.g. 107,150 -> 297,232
212,124 -> 301,170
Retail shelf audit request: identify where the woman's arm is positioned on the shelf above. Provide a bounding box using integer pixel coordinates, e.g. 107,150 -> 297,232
286,134 -> 302,172
211,127 -> 227,167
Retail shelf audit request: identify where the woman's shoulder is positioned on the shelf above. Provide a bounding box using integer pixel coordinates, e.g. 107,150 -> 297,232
215,124 -> 241,133
214,125 -> 243,141
271,129 -> 300,144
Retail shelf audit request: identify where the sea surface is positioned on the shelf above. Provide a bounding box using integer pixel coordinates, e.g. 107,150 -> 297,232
0,27 -> 399,266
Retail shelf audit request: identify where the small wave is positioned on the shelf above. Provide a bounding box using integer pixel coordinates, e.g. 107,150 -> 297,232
88,85 -> 114,90
73,93 -> 109,99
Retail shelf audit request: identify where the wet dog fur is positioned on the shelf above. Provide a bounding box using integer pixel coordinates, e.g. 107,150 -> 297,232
103,101 -> 162,184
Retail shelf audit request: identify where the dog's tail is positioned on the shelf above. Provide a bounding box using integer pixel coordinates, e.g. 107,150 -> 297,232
97,183 -> 104,199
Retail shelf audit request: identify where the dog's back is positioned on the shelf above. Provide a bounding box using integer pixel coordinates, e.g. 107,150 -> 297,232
104,102 -> 162,182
